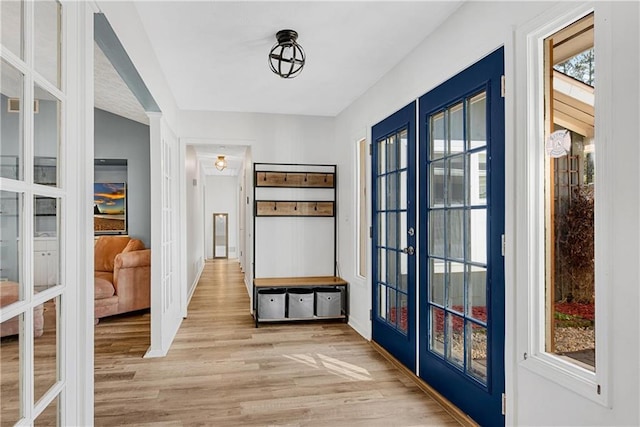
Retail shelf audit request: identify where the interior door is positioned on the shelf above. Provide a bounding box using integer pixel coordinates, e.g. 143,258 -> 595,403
418,48 -> 505,426
213,213 -> 229,259
371,102 -> 417,370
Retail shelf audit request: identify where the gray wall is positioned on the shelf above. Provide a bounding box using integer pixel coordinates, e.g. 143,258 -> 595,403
94,108 -> 150,246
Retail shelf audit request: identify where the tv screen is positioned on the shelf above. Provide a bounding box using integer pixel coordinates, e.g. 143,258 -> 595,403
94,183 -> 127,235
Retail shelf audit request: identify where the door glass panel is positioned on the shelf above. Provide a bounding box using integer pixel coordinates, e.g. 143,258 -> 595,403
377,139 -> 386,174
447,209 -> 464,260
399,252 -> 408,292
430,307 -> 445,357
35,394 -> 58,426
468,92 -> 487,150
398,292 -> 408,333
399,171 -> 407,212
378,249 -> 386,283
430,160 -> 445,206
386,172 -> 398,210
467,322 -> 488,382
1,191 -> 23,298
1,1 -> 22,58
0,313 -> 22,424
35,297 -> 58,404
386,212 -> 397,248
34,197 -> 59,292
447,261 -> 465,312
378,284 -> 387,319
446,312 -> 464,368
387,288 -> 397,326
1,59 -> 24,181
448,102 -> 464,154
34,85 -> 60,187
429,210 -> 444,257
377,176 -> 386,211
430,111 -> 445,161
34,0 -> 61,88
468,209 -> 487,264
447,155 -> 465,206
400,212 -> 407,250
386,134 -> 397,173
468,151 -> 487,205
467,265 -> 487,323
429,259 -> 445,305
386,249 -> 397,285
378,214 -> 386,247
399,129 -> 408,169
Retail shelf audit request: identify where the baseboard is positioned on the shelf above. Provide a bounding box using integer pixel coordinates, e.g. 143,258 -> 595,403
143,346 -> 167,358
347,316 -> 371,341
187,262 -> 205,306
370,341 -> 479,427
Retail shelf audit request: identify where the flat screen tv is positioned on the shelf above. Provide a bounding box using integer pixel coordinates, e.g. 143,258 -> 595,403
94,183 -> 127,235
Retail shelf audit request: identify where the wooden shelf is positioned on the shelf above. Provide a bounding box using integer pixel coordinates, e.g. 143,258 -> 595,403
254,276 -> 347,288
255,201 -> 334,217
255,171 -> 335,188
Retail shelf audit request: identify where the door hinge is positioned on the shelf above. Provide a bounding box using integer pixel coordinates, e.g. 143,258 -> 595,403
369,226 -> 373,238
501,234 -> 506,257
502,393 -> 506,415
501,75 -> 506,98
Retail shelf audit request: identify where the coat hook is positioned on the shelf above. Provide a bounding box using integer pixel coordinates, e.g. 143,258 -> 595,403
284,173 -> 288,182
314,202 -> 318,211
294,202 -> 298,211
324,174 -> 328,183
304,173 -> 308,182
274,202 -> 277,210
263,173 -> 267,181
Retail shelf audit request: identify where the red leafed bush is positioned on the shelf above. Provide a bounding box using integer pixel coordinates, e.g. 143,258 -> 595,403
555,302 -> 595,321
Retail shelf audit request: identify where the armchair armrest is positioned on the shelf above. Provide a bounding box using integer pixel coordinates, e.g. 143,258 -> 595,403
112,249 -> 151,312
114,249 -> 151,269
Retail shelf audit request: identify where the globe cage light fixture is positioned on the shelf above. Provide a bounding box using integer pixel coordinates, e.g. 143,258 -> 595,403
215,155 -> 227,171
269,29 -> 305,79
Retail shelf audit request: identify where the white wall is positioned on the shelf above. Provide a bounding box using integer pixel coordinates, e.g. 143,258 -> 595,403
204,175 -> 239,259
185,145 -> 204,297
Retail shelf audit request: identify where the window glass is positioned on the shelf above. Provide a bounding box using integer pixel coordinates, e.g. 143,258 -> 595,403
1,59 -> 24,181
544,13 -> 595,370
34,0 -> 61,88
34,84 -> 60,187
1,0 -> 23,58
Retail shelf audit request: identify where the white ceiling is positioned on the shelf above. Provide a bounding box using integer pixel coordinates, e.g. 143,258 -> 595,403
95,1 -> 464,175
132,1 -> 464,117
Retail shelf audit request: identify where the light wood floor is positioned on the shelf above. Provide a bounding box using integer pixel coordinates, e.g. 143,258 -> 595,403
94,259 -> 461,426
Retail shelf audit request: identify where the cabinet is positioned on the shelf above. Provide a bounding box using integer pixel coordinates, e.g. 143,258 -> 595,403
34,238 -> 58,291
252,163 -> 347,326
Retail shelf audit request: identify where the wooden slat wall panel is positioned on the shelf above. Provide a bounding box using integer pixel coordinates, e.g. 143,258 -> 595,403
256,171 -> 335,188
256,201 -> 334,217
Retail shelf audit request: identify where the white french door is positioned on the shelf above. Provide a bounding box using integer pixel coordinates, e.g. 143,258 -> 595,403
1,1 -> 93,425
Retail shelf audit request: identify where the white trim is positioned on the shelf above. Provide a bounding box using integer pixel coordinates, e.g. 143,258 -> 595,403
187,261 -> 205,306
514,1 -> 608,406
353,132 -> 368,281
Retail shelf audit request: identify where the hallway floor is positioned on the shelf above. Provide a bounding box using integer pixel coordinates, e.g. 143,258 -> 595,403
94,259 -> 461,426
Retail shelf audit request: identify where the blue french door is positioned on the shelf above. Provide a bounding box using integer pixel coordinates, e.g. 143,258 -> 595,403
418,48 -> 505,426
371,103 -> 417,370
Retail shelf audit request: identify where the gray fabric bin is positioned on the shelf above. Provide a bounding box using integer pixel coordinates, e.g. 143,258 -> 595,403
315,288 -> 342,317
258,289 -> 286,319
287,288 -> 314,318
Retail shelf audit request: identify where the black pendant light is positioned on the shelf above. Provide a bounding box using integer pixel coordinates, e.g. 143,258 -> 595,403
268,29 -> 305,79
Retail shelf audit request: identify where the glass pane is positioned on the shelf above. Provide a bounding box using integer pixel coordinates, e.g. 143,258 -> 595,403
468,92 -> 487,150
386,212 -> 397,249
446,312 -> 464,368
1,59 -> 24,181
400,211 -> 407,250
398,292 -> 408,333
468,151 -> 487,205
386,173 -> 398,210
1,191 -> 23,295
467,322 -> 488,383
447,209 -> 464,260
447,155 -> 465,206
378,213 -> 386,248
430,160 -> 445,206
429,259 -> 445,306
34,197 -> 59,292
0,312 -> 22,424
429,209 -> 444,257
386,249 -> 397,286
378,249 -> 386,284
1,1 -> 22,58
468,208 -> 487,265
377,139 -> 386,175
399,171 -> 407,210
34,0 -> 61,88
386,134 -> 397,172
378,284 -> 387,319
34,297 -> 57,403
448,102 -> 464,155
430,111 -> 445,161
399,251 -> 408,292
467,265 -> 487,323
377,176 -> 386,210
430,307 -> 445,357
447,261 -> 465,312
387,288 -> 397,326
34,394 -> 58,426
34,85 -> 60,186
399,129 -> 408,169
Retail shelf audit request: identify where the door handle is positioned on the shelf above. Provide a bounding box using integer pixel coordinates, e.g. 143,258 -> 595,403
402,246 -> 415,256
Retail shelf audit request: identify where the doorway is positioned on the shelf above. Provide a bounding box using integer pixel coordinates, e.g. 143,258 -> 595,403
213,213 -> 229,259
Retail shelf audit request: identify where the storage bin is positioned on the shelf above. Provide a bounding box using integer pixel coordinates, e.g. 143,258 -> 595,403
287,288 -> 314,318
315,287 -> 342,317
258,289 -> 286,319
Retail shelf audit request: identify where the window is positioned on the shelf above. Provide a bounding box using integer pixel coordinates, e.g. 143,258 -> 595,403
544,13 -> 595,371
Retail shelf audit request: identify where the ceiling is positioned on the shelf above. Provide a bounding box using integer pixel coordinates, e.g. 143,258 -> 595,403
94,1 -> 465,175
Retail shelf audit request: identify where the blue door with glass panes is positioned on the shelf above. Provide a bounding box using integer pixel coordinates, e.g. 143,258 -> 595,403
419,48 -> 505,426
371,102 -> 417,370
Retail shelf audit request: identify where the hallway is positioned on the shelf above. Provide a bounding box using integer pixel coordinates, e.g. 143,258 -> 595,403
94,259 -> 461,426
